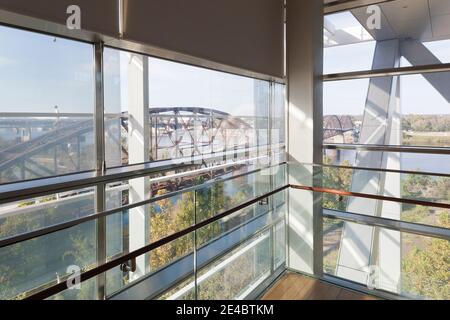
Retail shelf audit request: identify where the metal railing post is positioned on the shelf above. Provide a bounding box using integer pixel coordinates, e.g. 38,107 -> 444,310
193,190 -> 198,300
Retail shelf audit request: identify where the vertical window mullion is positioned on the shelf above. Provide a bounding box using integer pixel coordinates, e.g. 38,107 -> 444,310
94,41 -> 107,300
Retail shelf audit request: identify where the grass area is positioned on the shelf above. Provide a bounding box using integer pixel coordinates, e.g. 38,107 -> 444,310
403,133 -> 450,147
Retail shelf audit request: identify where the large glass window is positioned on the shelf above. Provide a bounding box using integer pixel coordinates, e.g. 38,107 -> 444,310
197,230 -> 272,300
0,22 -> 286,300
0,25 -> 95,184
148,58 -> 270,160
105,49 -> 276,168
322,0 -> 450,300
0,25 -> 98,300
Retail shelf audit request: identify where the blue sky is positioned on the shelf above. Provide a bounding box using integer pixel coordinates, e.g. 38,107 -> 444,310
103,47 -> 263,116
0,25 -> 94,114
0,24 -> 261,117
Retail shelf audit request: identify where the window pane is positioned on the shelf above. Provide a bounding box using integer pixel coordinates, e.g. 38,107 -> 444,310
0,220 -> 96,299
157,276 -> 195,300
325,149 -> 450,175
197,230 -> 271,300
324,73 -> 450,148
104,47 -> 146,167
104,50 -> 274,168
324,10 -> 375,74
272,83 -> 286,165
273,220 -> 286,269
195,168 -> 275,224
196,191 -> 280,248
148,57 -> 270,161
101,190 -> 196,296
324,218 -> 450,300
0,26 -> 95,184
47,277 -> 97,300
105,233 -> 195,299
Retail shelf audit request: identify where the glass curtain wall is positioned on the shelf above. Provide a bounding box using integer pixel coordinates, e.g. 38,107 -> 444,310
0,24 -> 286,300
322,0 -> 450,300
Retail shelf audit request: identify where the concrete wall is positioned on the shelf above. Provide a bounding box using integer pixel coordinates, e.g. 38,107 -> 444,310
286,0 -> 323,275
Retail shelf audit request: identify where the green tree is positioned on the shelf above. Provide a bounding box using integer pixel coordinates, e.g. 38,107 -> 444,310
402,212 -> 450,299
322,157 -> 352,211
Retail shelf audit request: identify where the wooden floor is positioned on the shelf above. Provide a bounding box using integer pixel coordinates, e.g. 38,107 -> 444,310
261,273 -> 378,300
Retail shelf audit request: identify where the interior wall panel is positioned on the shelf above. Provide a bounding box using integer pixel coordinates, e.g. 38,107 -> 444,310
123,0 -> 284,78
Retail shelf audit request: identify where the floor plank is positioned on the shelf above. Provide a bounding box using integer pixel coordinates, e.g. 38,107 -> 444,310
262,273 -> 378,300
264,274 -> 299,300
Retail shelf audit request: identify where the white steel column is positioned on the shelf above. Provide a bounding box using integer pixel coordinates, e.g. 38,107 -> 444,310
378,77 -> 401,293
337,39 -> 401,288
127,53 -> 150,280
286,0 -> 323,275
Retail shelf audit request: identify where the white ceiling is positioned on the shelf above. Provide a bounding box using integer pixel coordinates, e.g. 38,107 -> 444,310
325,0 -> 450,45
430,0 -> 450,39
352,0 -> 450,42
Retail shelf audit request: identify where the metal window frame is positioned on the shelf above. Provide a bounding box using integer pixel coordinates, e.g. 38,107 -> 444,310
305,161 -> 450,179
94,41 -> 107,299
0,16 -> 287,297
291,184 -> 450,210
323,63 -> 450,81
121,210 -> 287,301
0,145 -> 277,204
324,143 -> 450,155
321,207 -> 449,300
323,208 -> 450,241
